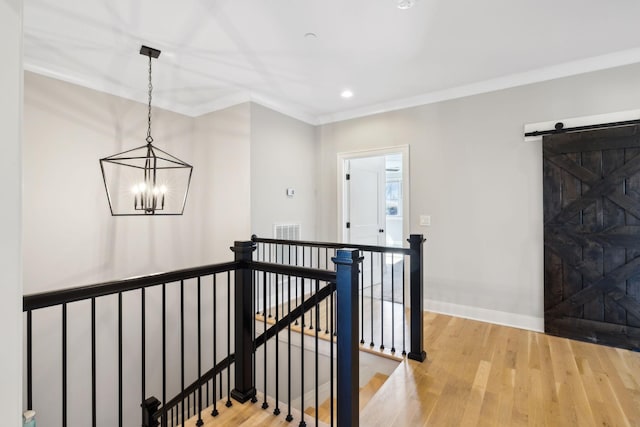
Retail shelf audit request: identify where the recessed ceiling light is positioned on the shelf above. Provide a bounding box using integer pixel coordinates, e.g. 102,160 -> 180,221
397,0 -> 416,9
341,89 -> 354,99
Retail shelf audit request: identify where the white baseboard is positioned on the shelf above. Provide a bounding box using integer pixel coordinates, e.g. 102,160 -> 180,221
424,299 -> 544,333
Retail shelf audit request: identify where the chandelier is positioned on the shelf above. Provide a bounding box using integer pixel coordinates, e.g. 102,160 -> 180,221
100,46 -> 193,216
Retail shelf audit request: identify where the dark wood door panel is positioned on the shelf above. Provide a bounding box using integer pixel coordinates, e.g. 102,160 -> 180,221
544,125 -> 640,350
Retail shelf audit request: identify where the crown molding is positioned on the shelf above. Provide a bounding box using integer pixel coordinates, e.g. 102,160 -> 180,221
23,61 -> 196,117
316,47 -> 640,125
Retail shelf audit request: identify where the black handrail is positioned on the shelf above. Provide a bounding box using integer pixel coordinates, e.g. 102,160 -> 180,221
252,235 -> 412,255
250,260 -> 335,282
152,354 -> 236,420
254,281 -> 336,348
23,261 -> 239,311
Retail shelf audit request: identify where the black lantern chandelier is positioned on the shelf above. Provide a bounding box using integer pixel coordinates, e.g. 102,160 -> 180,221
100,46 -> 193,216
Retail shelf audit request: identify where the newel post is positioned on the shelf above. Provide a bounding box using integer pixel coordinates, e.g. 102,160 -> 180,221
408,234 -> 427,362
230,240 -> 256,403
141,396 -> 160,427
333,248 -> 363,427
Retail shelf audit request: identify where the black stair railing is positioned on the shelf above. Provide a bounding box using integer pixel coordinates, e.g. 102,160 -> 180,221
252,234 -> 427,362
24,239 -> 377,427
23,261 -> 238,427
149,245 -> 361,427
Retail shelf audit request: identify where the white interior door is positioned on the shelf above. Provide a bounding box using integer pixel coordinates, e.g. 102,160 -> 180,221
347,156 -> 386,247
346,156 -> 386,286
338,146 -> 410,300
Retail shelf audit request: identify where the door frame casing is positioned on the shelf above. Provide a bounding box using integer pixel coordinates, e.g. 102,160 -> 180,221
337,145 -> 410,245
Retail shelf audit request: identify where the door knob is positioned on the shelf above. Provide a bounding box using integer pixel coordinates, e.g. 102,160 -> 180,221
379,229 -> 384,233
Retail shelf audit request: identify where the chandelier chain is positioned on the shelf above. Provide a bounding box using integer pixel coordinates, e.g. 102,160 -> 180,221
146,54 -> 154,144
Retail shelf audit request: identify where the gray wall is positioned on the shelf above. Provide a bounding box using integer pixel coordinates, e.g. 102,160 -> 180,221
317,63 -> 640,330
0,0 -> 23,424
250,103 -> 317,240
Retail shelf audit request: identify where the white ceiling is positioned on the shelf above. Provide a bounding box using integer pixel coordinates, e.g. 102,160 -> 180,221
23,0 -> 640,125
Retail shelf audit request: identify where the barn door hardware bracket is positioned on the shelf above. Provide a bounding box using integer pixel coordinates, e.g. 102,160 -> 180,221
524,119 -> 640,137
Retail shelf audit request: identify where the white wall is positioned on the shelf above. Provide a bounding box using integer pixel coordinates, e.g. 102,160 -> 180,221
250,103 -> 317,240
317,63 -> 640,331
0,0 -> 23,425
23,73 -> 251,426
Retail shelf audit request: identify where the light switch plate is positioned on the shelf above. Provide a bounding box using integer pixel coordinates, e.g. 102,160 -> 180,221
420,215 -> 431,226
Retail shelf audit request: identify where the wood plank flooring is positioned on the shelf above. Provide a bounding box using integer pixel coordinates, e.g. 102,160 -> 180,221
184,311 -> 640,426
360,311 -> 640,427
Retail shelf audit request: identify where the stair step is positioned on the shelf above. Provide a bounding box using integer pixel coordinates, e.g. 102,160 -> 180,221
360,372 -> 389,410
304,371 -> 390,424
181,393 -> 330,427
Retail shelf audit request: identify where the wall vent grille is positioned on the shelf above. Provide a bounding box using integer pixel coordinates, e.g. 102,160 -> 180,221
273,223 -> 301,240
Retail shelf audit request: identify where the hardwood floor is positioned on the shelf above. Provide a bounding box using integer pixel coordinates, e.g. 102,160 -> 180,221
184,311 -> 640,426
360,311 -> 640,426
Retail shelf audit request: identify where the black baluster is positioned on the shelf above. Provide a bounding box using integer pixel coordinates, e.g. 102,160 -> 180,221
142,288 -> 147,424
62,303 -> 67,427
92,297 -> 96,427
286,275 -> 293,422
181,281 -> 185,424
118,293 -> 123,427
360,250 -> 365,344
274,274 -> 280,416
370,252 -> 374,347
196,277 -> 203,426
256,244 -> 261,315
302,247 -> 306,328
295,245 -> 299,325
262,270 -> 268,410
315,280 -> 319,427
226,271 -> 232,407
212,274 -> 219,416
325,248 -> 330,335
219,371 -> 223,408
380,252 -> 385,351
162,284 -> 167,408
299,294 -> 306,427
268,244 -> 272,318
391,254 -> 396,353
402,256 -> 407,356
252,269 -> 258,404
27,310 -> 32,410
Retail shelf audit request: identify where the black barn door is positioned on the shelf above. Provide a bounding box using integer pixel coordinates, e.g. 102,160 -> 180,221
544,125 -> 640,350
